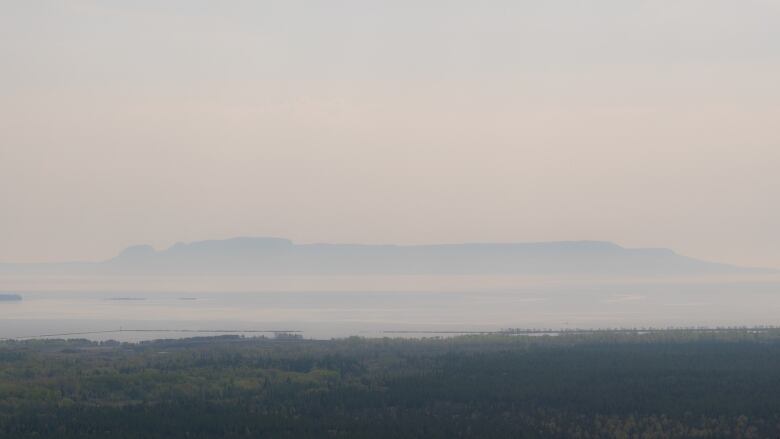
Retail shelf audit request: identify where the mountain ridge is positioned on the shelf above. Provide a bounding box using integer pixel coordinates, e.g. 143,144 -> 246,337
1,237 -> 773,276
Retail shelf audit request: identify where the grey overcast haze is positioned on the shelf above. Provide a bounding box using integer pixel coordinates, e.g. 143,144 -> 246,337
1,1 -> 779,268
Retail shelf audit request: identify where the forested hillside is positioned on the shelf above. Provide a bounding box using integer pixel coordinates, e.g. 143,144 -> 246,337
2,331 -> 780,438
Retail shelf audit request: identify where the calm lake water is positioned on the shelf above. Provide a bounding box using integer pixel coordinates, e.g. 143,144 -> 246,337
1,275 -> 780,341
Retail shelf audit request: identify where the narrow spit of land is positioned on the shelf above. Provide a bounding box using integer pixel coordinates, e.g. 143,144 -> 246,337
2,328 -> 780,438
2,328 -> 304,340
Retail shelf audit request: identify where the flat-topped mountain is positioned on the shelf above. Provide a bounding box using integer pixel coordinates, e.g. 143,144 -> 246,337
0,237 -> 771,276
99,237 -> 760,276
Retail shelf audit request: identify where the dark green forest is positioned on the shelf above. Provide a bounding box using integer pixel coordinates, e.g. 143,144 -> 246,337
2,330 -> 780,438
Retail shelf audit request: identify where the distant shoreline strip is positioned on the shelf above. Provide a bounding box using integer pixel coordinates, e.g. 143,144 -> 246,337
2,328 -> 303,340
382,326 -> 780,335
4,326 -> 779,341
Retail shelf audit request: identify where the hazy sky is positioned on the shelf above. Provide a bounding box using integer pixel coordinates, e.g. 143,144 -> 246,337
1,1 -> 779,267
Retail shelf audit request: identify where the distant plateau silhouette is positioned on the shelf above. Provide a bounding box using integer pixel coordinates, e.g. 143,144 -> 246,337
0,237 -> 773,276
